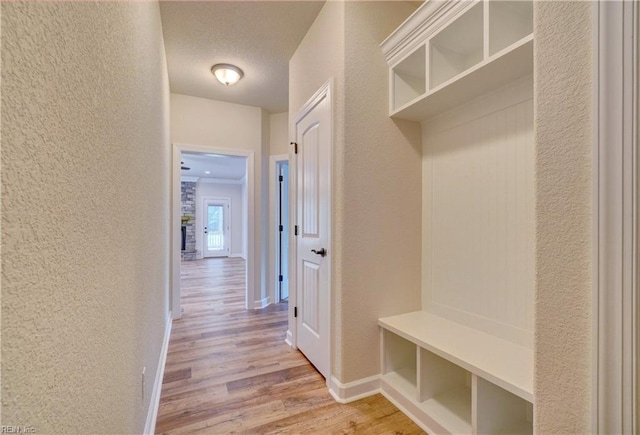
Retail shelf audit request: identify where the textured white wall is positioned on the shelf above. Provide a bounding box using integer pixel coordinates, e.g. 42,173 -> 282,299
290,0 -> 346,375
270,112 -> 289,156
290,1 -> 420,382
260,108 -> 271,303
534,2 -> 593,432
170,94 -> 269,303
268,111 -> 289,303
1,2 -> 170,432
341,1 -> 422,383
171,93 -> 262,149
195,181 -> 245,258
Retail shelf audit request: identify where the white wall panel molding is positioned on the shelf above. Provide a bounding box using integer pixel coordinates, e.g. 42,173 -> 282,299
422,79 -> 535,348
593,0 -> 639,432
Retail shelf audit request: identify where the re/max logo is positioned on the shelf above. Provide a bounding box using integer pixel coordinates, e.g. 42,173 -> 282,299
1,427 -> 36,434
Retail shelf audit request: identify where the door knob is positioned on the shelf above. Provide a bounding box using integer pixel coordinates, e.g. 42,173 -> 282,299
311,248 -> 327,257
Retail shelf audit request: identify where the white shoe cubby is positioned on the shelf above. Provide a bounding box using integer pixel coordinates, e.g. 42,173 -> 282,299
418,349 -> 472,434
381,329 -> 417,398
474,376 -> 533,434
379,312 -> 533,435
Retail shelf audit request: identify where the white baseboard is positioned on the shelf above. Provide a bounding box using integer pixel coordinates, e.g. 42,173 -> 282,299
144,312 -> 173,435
229,253 -> 245,259
253,296 -> 271,309
328,375 -> 380,404
285,329 -> 293,347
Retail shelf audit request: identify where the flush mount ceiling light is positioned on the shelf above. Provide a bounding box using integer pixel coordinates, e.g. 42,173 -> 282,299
211,63 -> 244,86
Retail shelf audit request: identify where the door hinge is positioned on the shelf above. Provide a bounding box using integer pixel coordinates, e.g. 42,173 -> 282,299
294,225 -> 298,236
279,175 -> 283,182
294,307 -> 298,318
291,142 -> 298,154
279,275 -> 283,282
279,225 -> 283,232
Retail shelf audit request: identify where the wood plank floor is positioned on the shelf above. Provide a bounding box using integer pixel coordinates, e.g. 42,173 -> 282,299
156,257 -> 424,434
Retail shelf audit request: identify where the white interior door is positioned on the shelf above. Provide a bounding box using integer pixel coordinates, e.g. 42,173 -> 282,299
203,198 -> 230,258
295,85 -> 331,379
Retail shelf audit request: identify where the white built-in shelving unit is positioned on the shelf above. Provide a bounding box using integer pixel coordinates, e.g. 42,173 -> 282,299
379,312 -> 533,434
387,0 -> 533,121
380,1 -> 535,433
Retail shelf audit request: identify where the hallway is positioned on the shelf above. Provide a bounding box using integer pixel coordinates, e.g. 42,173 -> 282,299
155,258 -> 422,434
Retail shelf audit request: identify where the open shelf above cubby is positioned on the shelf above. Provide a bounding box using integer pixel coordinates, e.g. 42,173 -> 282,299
392,44 -> 426,110
382,0 -> 533,121
430,2 -> 483,89
489,1 -> 533,56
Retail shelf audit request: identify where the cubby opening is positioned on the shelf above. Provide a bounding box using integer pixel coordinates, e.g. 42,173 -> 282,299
489,1 -> 533,56
419,349 -> 472,434
475,377 -> 533,434
429,2 -> 483,89
382,330 -> 417,397
392,45 -> 426,110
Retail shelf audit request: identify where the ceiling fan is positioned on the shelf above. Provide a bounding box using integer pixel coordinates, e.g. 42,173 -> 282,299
181,161 -> 190,170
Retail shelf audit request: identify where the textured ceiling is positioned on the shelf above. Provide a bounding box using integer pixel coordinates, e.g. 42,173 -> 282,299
159,1 -> 325,113
181,152 -> 247,180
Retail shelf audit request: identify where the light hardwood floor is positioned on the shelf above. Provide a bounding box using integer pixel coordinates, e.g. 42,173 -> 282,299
156,257 -> 424,434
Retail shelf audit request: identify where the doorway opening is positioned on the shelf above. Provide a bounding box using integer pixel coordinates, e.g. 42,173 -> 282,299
172,144 -> 254,319
270,155 -> 290,305
277,161 -> 289,302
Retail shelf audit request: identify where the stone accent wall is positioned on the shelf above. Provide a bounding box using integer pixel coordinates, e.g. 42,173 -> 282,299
181,181 -> 198,261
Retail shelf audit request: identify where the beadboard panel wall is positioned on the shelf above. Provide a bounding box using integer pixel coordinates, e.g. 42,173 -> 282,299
422,78 -> 534,347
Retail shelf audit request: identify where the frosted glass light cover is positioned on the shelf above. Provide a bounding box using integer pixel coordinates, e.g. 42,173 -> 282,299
211,64 -> 244,86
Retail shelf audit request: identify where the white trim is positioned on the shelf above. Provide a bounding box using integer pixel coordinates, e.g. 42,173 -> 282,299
380,0 -> 463,66
172,143 -> 255,318
181,176 -> 199,183
285,329 -> 293,347
143,312 -> 173,435
593,1 -> 639,433
288,139 -> 298,349
252,296 -> 271,309
229,253 -> 246,259
328,375 -> 380,404
198,177 -> 244,185
269,154 -> 290,305
291,79 -> 334,386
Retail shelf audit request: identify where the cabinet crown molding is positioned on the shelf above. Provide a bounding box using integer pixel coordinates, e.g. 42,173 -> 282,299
380,0 -> 469,66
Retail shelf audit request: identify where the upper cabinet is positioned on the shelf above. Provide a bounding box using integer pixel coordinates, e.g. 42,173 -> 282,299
382,0 -> 533,121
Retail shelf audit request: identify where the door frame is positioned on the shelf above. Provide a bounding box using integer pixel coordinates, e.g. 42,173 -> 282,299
270,154 -> 290,305
592,0 -> 639,432
202,196 -> 231,258
289,79 -> 333,384
171,143 -> 255,319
